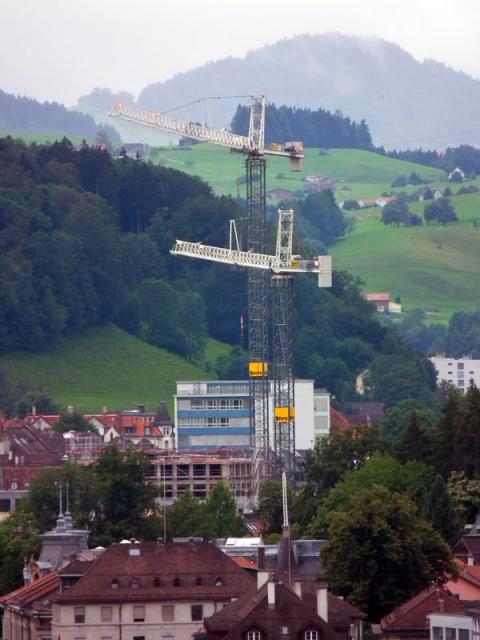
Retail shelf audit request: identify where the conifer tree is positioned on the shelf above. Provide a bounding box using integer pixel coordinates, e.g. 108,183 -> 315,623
426,474 -> 460,545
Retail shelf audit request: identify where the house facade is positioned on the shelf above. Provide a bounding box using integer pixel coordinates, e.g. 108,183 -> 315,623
51,541 -> 255,640
430,357 -> 480,393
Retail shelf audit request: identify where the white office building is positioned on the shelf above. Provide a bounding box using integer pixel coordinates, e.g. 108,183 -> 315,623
430,356 -> 480,392
175,379 -> 330,452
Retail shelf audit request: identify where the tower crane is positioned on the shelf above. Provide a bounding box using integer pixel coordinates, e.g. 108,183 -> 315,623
170,210 -> 332,476
110,95 -> 304,486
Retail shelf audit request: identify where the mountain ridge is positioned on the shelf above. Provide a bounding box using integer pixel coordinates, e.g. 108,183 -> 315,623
129,33 -> 480,149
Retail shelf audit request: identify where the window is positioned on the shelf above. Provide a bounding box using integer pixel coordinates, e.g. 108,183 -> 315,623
133,636 -> 145,640
74,607 -> 85,624
215,577 -> 223,587
162,605 -> 174,622
173,576 -> 180,587
191,605 -> 203,622
131,578 -> 140,588
445,629 -> 456,640
247,632 -> 261,640
152,577 -> 161,587
195,577 -> 203,586
133,606 -> 145,622
111,578 -> 119,589
459,630 -> 470,640
433,628 -> 444,640
305,632 -> 319,640
101,607 -> 112,622
458,363 -> 465,370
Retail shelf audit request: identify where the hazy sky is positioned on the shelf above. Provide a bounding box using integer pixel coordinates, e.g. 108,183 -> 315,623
2,0 -> 480,106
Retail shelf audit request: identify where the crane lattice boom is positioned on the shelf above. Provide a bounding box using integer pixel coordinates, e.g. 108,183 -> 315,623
109,96 -> 304,164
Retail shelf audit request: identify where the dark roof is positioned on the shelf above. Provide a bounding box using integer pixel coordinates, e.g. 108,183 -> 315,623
453,536 -> 480,559
381,585 -> 466,632
205,581 -> 341,640
343,402 -> 385,425
154,402 -> 173,426
56,541 -> 255,604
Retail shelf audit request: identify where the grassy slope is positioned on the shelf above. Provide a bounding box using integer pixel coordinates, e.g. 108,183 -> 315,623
0,131 -> 88,145
155,145 -> 446,201
0,324 -> 216,415
330,192 -> 480,323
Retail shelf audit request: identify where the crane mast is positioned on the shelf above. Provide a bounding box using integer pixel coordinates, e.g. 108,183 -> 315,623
110,95 -> 306,494
171,210 -> 333,480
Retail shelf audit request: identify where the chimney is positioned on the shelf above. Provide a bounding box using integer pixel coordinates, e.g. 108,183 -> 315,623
32,405 -> 36,416
267,581 -> 276,609
294,579 -> 302,598
257,546 -> 265,570
316,582 -> 328,622
257,571 -> 269,590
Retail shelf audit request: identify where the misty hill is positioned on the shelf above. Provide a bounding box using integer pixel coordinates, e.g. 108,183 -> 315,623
74,87 -> 178,146
0,89 -> 119,142
135,33 -> 480,150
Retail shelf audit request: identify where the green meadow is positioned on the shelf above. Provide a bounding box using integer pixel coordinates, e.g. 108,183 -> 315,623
0,324 -> 225,415
330,192 -> 480,323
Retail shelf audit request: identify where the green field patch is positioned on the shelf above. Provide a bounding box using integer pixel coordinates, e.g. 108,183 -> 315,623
0,324 -> 216,415
331,192 -> 480,323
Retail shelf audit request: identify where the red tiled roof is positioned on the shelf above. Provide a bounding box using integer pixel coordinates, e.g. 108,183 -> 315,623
0,571 -> 60,609
232,556 -> 257,570
330,408 -> 352,431
381,585 -> 466,632
365,293 -> 390,302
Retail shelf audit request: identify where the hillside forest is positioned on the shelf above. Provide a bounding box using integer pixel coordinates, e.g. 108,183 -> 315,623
0,136 -> 436,411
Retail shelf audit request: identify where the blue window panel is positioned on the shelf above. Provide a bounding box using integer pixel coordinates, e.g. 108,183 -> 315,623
177,427 -> 250,436
177,410 -> 250,419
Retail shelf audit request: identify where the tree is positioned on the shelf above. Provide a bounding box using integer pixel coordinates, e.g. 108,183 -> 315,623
215,345 -> 248,379
454,384 -> 480,478
203,482 -> 245,538
394,410 -> 433,465
424,198 -> 458,225
383,399 -> 437,440
433,387 -> 465,478
381,200 -> 410,226
323,485 -> 456,620
92,445 -> 159,545
307,454 -> 435,538
258,480 -> 285,536
391,175 -> 407,188
303,427 -> 388,496
166,491 -> 207,539
426,474 -> 460,545
447,471 -> 480,528
54,411 -> 95,434
0,510 -> 40,593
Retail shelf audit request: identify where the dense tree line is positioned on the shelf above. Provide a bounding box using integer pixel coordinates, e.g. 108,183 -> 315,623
386,144 -> 480,177
0,89 -> 119,142
395,309 -> 480,358
231,103 -> 373,149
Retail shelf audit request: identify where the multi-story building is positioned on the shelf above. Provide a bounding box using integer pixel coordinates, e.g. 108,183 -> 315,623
430,356 -> 480,392
51,541 -> 255,640
151,449 -> 252,511
175,381 -> 251,450
175,380 -> 330,452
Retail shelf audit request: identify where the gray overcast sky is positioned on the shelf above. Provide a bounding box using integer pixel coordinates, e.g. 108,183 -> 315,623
2,0 -> 480,106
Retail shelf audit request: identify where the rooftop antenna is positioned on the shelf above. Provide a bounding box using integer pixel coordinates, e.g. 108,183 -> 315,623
64,481 -> 73,531
55,482 -> 65,532
282,471 -> 289,529
282,471 -> 292,587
